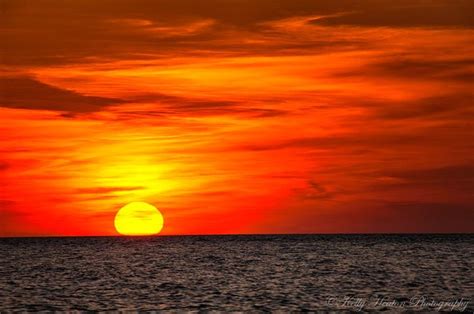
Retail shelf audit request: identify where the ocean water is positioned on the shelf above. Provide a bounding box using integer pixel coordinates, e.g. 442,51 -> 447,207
1,235 -> 473,311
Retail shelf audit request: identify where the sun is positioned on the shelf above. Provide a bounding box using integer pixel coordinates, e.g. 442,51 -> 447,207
114,202 -> 164,236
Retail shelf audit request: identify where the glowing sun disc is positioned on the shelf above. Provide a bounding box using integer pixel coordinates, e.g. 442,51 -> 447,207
114,202 -> 164,236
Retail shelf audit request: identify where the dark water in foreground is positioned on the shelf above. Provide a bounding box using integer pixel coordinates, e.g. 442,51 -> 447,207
1,234 -> 473,312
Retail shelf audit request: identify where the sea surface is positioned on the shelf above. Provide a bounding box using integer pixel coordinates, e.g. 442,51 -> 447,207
1,234 -> 473,311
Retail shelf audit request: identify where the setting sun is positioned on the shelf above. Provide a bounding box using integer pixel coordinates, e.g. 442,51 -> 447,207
114,202 -> 164,236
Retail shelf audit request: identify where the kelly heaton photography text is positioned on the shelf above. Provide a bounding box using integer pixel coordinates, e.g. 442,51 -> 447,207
326,295 -> 470,311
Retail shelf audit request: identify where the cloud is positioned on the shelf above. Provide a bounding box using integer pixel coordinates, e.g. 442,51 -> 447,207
115,92 -> 288,118
336,57 -> 474,83
372,58 -> 474,80
7,0 -> 471,67
311,1 -> 474,28
383,164 -> 474,185
0,76 -> 123,113
72,186 -> 145,202
1,3 -> 222,66
299,180 -> 337,200
76,186 -> 145,194
372,94 -> 473,120
238,132 -> 431,152
129,98 -> 239,117
108,18 -> 216,37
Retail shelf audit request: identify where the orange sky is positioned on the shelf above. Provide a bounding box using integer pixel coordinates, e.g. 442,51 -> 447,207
1,0 -> 473,236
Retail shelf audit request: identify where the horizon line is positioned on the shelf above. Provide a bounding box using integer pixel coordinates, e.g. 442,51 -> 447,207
1,232 -> 473,239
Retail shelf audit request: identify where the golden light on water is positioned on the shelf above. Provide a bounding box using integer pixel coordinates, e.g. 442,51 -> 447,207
114,202 -> 164,236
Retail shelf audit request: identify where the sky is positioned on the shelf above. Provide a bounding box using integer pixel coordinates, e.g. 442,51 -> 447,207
1,0 -> 473,236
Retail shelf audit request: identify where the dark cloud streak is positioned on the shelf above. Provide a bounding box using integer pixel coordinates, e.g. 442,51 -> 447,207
0,76 -> 123,113
312,1 -> 474,28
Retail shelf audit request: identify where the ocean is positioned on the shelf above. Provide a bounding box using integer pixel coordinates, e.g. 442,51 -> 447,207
1,234 -> 472,311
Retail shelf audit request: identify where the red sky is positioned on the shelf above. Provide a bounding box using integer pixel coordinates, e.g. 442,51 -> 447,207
1,0 -> 473,236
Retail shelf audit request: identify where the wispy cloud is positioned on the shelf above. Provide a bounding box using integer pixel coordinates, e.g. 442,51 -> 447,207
0,76 -> 123,113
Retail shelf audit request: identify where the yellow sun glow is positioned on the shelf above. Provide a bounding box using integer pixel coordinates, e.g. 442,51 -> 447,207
114,202 -> 164,236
